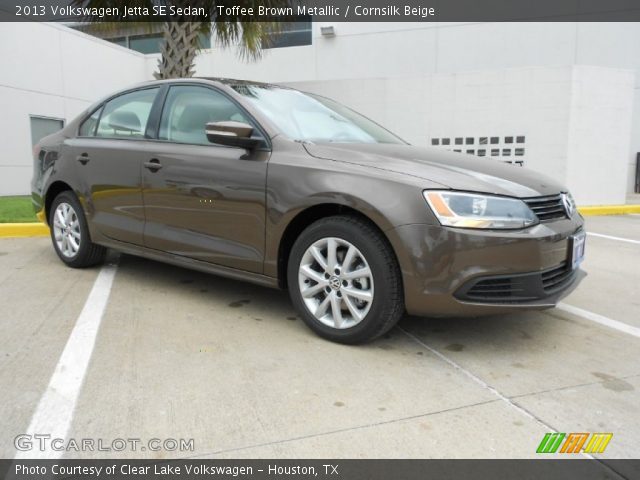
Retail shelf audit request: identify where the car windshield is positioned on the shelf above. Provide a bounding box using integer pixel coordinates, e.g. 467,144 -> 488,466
232,84 -> 405,144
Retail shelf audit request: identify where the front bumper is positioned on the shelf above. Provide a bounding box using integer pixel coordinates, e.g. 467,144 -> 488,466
386,215 -> 586,317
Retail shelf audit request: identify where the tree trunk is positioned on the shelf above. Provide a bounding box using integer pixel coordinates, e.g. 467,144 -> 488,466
154,22 -> 203,79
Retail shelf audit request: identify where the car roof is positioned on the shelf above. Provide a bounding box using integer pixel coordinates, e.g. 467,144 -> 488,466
198,77 -> 287,88
127,77 -> 289,90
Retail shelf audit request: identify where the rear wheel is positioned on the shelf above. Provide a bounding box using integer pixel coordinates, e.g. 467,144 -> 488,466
49,191 -> 106,268
287,215 -> 404,344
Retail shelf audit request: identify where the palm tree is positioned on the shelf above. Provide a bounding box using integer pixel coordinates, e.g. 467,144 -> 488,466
72,0 -> 294,79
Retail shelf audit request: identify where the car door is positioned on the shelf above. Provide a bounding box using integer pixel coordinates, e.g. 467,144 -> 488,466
141,84 -> 270,273
65,87 -> 160,245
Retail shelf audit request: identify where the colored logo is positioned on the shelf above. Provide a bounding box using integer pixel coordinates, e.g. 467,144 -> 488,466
536,432 -> 613,454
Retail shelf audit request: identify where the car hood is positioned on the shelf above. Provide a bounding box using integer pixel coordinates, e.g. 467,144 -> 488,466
304,143 -> 564,198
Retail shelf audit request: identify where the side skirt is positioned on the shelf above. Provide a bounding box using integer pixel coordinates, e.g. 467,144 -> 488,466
95,238 -> 280,290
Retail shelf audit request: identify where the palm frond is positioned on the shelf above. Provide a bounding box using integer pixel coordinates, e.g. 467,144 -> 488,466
74,0 -> 299,78
211,0 -> 295,60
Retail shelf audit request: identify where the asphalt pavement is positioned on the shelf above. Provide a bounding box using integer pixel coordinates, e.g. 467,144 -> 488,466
1,215 -> 638,459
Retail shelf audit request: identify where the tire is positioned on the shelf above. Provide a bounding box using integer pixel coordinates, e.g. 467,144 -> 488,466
287,215 -> 404,344
49,191 -> 106,268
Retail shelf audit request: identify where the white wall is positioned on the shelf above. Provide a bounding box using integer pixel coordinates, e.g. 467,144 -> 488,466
283,65 -> 635,205
191,22 -> 640,202
0,23 -> 149,195
189,22 -> 640,82
2,22 -> 639,203
565,66 -> 635,205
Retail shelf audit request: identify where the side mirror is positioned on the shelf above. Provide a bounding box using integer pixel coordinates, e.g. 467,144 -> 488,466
205,121 -> 261,150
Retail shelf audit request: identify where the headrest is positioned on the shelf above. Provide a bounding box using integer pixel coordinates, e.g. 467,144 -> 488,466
108,111 -> 141,133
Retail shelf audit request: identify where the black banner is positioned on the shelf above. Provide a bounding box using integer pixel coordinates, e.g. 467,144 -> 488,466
2,460 -> 640,480
2,0 -> 640,22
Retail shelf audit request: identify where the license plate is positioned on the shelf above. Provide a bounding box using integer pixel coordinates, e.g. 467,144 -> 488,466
570,232 -> 586,270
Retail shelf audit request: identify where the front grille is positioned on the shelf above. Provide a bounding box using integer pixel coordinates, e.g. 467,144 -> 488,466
541,262 -> 575,292
523,194 -> 567,222
456,262 -> 578,303
466,277 -> 528,301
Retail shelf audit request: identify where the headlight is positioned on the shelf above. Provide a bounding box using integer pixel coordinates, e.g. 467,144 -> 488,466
423,191 -> 538,229
562,192 -> 577,217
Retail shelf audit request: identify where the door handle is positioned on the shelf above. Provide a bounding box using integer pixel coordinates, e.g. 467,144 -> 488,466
144,159 -> 162,172
77,153 -> 90,165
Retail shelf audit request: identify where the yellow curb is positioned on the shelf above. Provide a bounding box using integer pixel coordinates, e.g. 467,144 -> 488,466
0,223 -> 49,238
578,205 -> 640,216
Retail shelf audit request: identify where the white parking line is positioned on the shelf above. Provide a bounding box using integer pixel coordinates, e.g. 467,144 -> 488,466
557,303 -> 640,339
397,326 -> 596,460
587,232 -> 640,245
399,324 -> 636,474
14,262 -> 118,459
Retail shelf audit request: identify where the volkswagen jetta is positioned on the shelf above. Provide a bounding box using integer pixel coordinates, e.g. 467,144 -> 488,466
32,78 -> 585,343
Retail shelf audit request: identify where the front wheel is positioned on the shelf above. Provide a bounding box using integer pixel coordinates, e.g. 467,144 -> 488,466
49,191 -> 106,268
287,215 -> 404,344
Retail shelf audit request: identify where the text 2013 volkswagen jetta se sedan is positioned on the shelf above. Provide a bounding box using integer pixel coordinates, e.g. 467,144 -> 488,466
32,78 -> 586,344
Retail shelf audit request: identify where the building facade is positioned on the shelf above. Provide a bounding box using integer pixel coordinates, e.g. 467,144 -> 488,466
1,22 -> 639,205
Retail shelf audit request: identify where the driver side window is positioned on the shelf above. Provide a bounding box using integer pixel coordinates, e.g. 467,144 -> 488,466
95,88 -> 159,139
159,86 -> 251,145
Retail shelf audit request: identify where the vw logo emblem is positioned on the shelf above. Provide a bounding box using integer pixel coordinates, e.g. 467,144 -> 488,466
329,275 -> 342,291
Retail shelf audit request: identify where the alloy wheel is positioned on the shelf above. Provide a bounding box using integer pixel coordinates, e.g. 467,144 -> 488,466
298,237 -> 374,329
52,202 -> 81,258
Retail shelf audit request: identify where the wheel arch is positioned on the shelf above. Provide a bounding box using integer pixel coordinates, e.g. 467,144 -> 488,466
44,181 -> 74,224
276,203 -> 400,290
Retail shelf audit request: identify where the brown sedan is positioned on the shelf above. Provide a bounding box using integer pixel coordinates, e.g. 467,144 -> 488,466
32,78 -> 586,343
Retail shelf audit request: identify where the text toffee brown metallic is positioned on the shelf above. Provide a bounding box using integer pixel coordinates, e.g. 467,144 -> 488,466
32,78 -> 586,344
